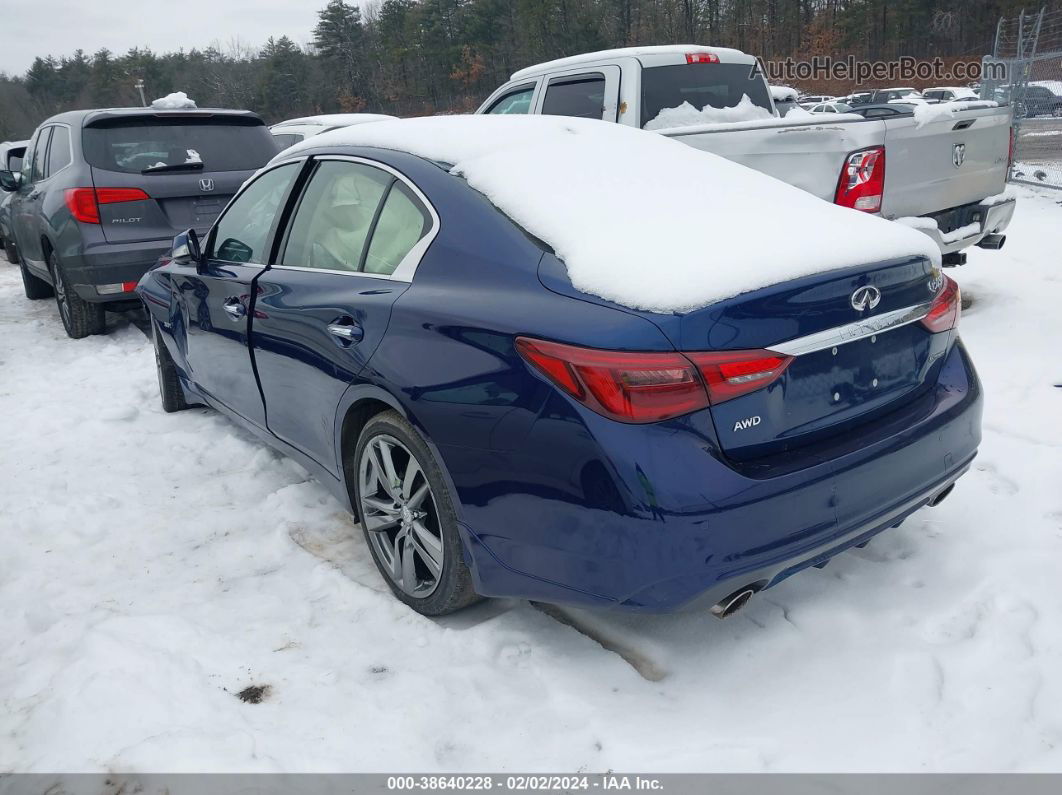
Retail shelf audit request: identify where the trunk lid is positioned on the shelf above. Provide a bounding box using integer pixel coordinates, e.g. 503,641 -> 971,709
682,255 -> 943,459
83,112 -> 279,244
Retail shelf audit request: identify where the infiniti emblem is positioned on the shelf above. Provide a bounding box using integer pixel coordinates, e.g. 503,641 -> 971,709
199,178 -> 215,192
851,285 -> 882,312
952,143 -> 966,168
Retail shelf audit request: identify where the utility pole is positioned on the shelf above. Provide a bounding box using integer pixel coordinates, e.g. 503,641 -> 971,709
135,78 -> 147,107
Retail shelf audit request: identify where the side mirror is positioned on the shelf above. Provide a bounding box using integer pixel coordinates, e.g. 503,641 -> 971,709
0,170 -> 20,192
215,237 -> 253,264
171,228 -> 202,268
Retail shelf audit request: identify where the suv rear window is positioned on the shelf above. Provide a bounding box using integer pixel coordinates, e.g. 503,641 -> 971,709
640,63 -> 772,128
83,117 -> 277,174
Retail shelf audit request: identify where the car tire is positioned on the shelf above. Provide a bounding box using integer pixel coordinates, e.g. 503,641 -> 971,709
49,250 -> 105,338
19,257 -> 54,300
153,324 -> 194,413
353,410 -> 479,616
1054,105 -> 1062,118
3,237 -> 17,264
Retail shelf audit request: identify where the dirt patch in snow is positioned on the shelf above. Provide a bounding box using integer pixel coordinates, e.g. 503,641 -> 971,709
236,685 -> 272,704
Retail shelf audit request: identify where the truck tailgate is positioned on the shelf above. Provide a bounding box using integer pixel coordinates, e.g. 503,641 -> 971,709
880,106 -> 1010,219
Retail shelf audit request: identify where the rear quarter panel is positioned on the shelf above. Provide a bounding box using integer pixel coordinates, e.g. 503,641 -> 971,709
663,117 -> 886,201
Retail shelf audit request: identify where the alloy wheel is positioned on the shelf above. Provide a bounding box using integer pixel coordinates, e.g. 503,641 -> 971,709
51,261 -> 71,328
359,434 -> 444,598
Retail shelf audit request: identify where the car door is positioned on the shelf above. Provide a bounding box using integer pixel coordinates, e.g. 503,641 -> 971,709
536,67 -> 622,121
170,160 -> 303,427
252,156 -> 438,469
11,127 -> 50,269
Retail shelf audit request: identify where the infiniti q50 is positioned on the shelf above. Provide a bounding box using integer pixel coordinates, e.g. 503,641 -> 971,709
137,116 -> 981,618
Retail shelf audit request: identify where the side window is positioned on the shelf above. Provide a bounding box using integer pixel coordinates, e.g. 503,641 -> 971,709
47,126 -> 72,176
486,85 -> 535,115
210,162 -> 299,264
19,133 -> 38,181
281,161 -> 391,272
541,74 -> 607,119
364,182 -> 431,276
30,127 -> 51,183
272,133 -> 303,150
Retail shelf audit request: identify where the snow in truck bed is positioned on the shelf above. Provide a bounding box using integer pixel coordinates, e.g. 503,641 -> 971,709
283,115 -> 941,314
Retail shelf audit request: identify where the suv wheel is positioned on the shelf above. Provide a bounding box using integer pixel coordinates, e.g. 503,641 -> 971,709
19,257 -> 54,300
353,411 -> 479,616
49,250 -> 105,338
3,237 -> 17,264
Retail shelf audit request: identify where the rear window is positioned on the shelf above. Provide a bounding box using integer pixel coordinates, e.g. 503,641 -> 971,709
83,117 -> 277,174
640,63 -> 772,128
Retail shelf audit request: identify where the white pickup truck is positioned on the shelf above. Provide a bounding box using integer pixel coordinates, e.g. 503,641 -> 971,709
476,45 -> 1016,263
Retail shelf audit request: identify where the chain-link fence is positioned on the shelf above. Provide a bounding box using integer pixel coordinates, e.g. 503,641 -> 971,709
988,7 -> 1062,189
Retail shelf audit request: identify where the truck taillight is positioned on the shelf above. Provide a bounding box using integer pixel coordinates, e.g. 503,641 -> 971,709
921,275 -> 961,333
685,53 -> 720,64
515,338 -> 792,424
1008,126 -> 1015,172
64,187 -> 149,224
835,146 -> 885,213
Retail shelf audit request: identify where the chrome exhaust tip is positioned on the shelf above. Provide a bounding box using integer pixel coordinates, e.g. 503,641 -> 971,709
977,234 -> 1006,250
928,483 -> 955,507
710,586 -> 757,619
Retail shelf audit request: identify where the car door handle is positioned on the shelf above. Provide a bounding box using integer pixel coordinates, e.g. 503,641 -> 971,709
223,299 -> 245,320
327,321 -> 364,342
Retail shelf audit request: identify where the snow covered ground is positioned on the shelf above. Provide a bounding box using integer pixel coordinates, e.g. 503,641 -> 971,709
1,185 -> 1060,773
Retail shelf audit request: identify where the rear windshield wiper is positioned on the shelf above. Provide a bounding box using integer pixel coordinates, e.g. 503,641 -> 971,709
141,162 -> 205,174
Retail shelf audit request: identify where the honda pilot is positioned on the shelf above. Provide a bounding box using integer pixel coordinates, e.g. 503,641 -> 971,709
0,108 -> 278,338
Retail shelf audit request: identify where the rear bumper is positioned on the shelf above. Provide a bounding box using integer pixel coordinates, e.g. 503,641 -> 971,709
62,239 -> 170,302
452,338 -> 982,612
909,196 -> 1016,255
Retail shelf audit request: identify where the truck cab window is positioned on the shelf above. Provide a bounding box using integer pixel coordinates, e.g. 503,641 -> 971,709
541,75 -> 606,119
487,85 -> 535,115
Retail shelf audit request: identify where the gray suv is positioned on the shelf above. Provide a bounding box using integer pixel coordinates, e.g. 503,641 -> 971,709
0,108 -> 278,338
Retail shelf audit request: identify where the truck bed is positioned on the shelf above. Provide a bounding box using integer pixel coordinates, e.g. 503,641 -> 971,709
659,105 -> 1012,232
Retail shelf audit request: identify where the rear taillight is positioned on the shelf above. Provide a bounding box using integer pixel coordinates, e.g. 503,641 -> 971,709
685,350 -> 793,404
1008,126 -> 1015,172
686,52 -> 720,64
835,146 -> 885,212
516,338 -> 708,423
921,275 -> 961,333
515,338 -> 792,423
64,187 -> 149,224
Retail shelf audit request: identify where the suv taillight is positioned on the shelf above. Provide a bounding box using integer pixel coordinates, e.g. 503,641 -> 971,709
515,338 -> 792,423
835,146 -> 885,212
64,187 -> 149,224
921,275 -> 961,333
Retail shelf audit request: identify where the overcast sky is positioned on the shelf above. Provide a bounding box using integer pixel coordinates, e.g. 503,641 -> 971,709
0,0 -> 324,76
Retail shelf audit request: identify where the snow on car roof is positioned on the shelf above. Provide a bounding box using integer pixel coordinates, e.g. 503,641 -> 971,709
272,113 -> 398,128
283,114 -> 940,314
511,45 -> 753,81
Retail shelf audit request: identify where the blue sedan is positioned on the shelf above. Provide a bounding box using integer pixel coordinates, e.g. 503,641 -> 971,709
138,117 -> 981,618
